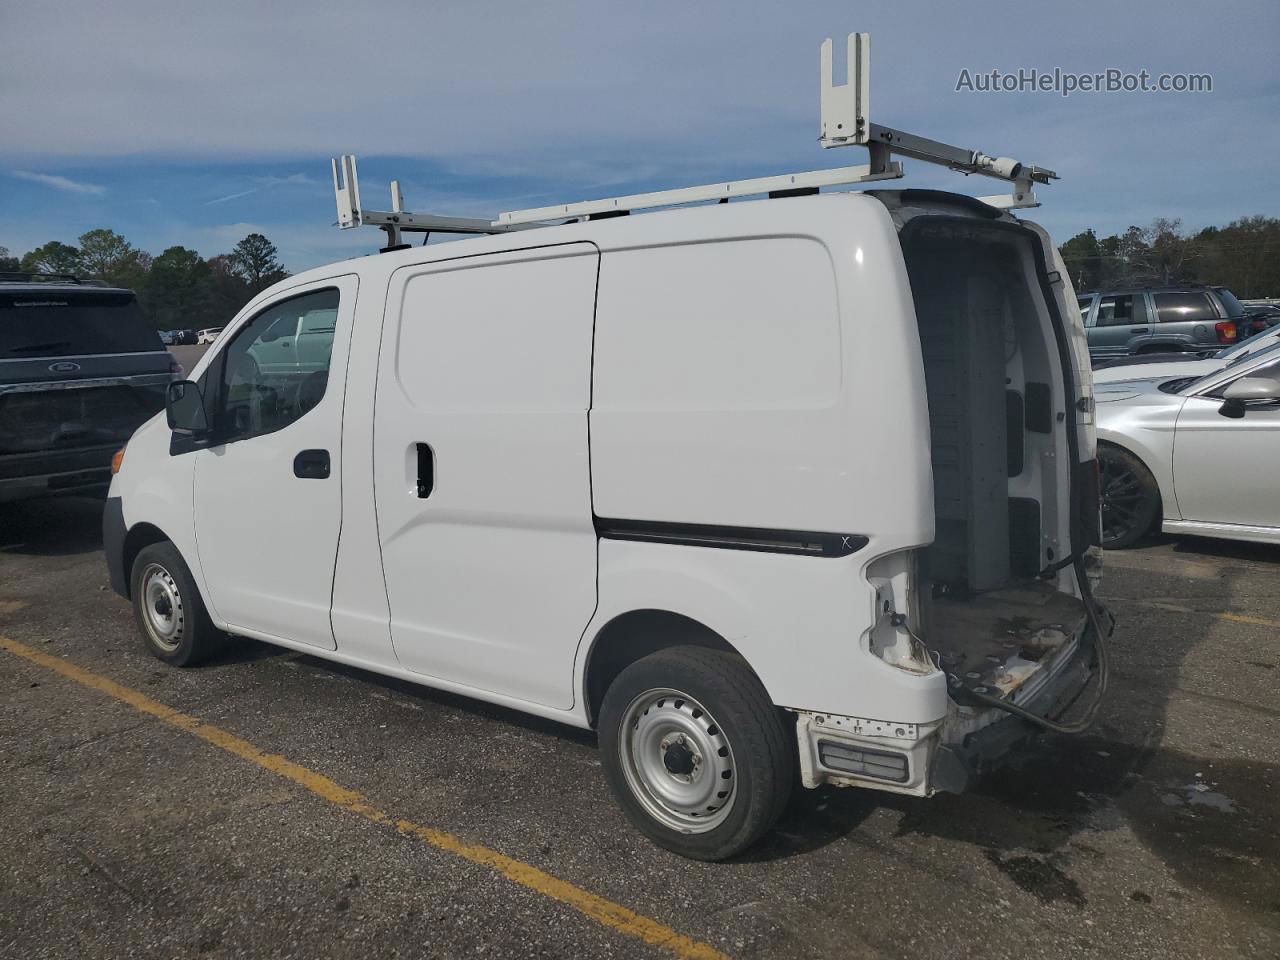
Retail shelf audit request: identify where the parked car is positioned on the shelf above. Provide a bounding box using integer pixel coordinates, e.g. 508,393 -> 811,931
1095,339 -> 1280,548
1,273 -> 179,502
1078,285 -> 1248,361
1093,323 -> 1280,384
104,191 -> 1107,860
196,327 -> 223,344
1243,303 -> 1280,335
158,329 -> 182,345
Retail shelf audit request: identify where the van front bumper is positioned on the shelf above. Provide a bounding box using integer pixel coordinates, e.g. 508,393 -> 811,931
102,496 -> 129,598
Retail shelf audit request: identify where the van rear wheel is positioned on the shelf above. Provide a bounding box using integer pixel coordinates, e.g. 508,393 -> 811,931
599,646 -> 792,861
130,542 -> 226,667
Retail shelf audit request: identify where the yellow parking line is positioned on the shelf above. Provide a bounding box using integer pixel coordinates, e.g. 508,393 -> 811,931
1117,599 -> 1280,629
0,635 -> 727,960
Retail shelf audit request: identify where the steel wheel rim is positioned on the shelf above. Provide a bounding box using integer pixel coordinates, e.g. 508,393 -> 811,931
141,563 -> 184,652
1100,457 -> 1146,543
618,688 -> 737,834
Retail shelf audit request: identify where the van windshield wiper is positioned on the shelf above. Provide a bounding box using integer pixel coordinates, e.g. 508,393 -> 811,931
4,341 -> 74,356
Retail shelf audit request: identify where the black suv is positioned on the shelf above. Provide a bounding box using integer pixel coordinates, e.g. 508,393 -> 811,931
1078,285 -> 1248,361
1,273 -> 176,502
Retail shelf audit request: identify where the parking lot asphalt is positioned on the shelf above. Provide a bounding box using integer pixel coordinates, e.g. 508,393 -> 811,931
1,498 -> 1277,960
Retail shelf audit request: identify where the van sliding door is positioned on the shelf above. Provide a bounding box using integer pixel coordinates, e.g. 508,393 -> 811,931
373,243 -> 600,710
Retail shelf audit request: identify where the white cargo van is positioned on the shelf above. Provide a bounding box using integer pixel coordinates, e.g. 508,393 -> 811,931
104,188 -> 1107,859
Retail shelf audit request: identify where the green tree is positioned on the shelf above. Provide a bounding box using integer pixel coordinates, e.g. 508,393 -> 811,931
1060,229 -> 1104,291
147,246 -> 210,330
228,233 -> 288,295
204,254 -> 253,325
78,227 -> 149,288
1137,218 -> 1198,285
77,228 -> 148,288
0,246 -> 20,272
1193,216 -> 1280,298
20,240 -> 82,276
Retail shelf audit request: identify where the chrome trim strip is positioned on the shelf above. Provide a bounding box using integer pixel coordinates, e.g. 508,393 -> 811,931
0,374 -> 173,395
0,350 -> 171,363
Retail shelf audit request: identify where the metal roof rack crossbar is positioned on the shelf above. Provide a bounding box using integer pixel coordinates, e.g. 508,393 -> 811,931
330,155 -> 527,250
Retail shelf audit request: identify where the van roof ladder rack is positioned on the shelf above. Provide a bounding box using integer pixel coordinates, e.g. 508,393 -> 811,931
332,32 -> 1057,246
330,155 -> 528,249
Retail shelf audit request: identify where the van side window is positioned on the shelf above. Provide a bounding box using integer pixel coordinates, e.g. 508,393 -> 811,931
1096,294 -> 1149,327
214,288 -> 339,443
1077,296 -> 1093,323
1152,292 -> 1216,324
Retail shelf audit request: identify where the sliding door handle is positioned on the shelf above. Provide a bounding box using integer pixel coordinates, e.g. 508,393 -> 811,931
416,443 -> 434,498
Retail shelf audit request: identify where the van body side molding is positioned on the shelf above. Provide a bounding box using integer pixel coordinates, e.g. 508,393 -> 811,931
595,517 -> 868,557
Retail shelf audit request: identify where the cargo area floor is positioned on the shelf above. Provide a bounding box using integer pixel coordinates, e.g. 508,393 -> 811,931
928,582 -> 1087,700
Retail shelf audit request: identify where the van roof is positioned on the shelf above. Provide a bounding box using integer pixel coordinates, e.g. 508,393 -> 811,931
286,189 -> 1014,291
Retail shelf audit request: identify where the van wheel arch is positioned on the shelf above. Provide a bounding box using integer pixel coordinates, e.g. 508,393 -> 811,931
121,523 -> 173,599
583,610 -> 752,727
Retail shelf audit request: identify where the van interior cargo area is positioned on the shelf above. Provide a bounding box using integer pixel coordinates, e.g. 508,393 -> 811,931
901,216 -> 1084,703
930,584 -> 1086,702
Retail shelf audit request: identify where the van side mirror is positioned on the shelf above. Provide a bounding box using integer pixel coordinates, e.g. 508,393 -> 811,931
1218,375 -> 1280,419
166,380 -> 210,435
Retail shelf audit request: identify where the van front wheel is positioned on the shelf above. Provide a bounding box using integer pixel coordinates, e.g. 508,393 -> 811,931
130,542 -> 226,667
599,646 -> 792,860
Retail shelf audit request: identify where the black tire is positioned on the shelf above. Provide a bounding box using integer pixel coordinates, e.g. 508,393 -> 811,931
598,646 -> 793,861
1099,444 -> 1161,549
129,541 -> 226,666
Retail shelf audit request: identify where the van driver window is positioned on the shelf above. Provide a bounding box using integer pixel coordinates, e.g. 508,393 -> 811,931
215,288 -> 339,443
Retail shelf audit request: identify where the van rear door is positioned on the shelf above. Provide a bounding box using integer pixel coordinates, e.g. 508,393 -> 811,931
374,244 -> 600,710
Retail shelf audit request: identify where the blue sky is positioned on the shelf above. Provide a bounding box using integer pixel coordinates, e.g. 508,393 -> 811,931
2,0 -> 1276,272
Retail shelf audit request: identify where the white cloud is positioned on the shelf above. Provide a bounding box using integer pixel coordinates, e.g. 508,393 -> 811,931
12,170 -> 106,195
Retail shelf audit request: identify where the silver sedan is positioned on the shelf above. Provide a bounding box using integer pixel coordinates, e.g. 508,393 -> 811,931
1094,340 -> 1280,548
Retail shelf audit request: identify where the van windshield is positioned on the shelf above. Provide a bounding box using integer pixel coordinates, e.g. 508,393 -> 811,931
0,291 -> 162,359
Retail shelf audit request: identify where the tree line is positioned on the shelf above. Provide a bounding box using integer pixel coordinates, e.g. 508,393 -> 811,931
6,214 -> 1277,327
1059,215 -> 1279,298
0,230 -> 290,331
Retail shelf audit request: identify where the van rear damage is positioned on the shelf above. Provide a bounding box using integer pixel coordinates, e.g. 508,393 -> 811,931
799,192 -> 1110,797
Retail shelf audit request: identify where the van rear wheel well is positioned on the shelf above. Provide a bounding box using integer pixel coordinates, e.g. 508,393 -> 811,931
584,610 -> 743,727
